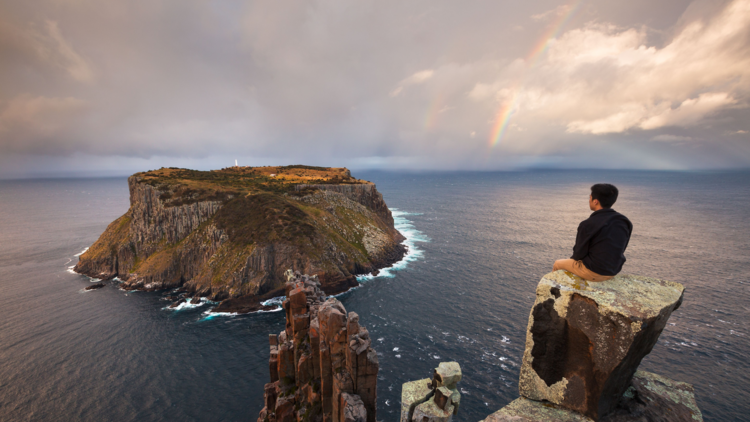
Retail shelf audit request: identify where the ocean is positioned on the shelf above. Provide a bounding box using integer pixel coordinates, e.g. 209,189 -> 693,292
0,170 -> 748,421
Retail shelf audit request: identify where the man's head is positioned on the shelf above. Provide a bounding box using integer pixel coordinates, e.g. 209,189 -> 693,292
590,183 -> 619,210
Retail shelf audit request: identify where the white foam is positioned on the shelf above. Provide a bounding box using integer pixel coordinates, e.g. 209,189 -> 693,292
74,247 -> 89,257
201,309 -> 238,320
357,208 -> 429,281
255,307 -> 284,313
261,296 -> 286,307
164,298 -> 210,311
118,287 -> 138,292
198,298 -> 284,319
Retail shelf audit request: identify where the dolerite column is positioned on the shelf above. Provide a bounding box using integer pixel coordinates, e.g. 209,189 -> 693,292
518,271 -> 685,421
257,271 -> 376,422
347,313 -> 378,422
319,298 -> 348,421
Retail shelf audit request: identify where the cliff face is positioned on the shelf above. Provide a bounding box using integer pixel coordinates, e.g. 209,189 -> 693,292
74,167 -> 406,307
294,184 -> 394,228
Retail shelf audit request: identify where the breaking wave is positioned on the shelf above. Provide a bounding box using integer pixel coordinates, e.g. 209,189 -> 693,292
357,208 -> 428,281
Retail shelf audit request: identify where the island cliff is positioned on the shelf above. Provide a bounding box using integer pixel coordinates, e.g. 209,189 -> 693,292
74,166 -> 406,311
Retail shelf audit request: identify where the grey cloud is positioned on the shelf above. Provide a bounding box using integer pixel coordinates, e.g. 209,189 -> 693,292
0,0 -> 747,178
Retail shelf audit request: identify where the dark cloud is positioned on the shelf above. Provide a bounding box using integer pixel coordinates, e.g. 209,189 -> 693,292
0,0 -> 748,178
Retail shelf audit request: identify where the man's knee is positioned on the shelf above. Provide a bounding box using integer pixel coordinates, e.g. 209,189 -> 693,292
552,259 -> 566,271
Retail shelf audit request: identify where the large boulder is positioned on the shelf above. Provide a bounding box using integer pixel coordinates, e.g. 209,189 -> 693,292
399,362 -> 462,422
482,371 -> 703,422
518,271 -> 685,420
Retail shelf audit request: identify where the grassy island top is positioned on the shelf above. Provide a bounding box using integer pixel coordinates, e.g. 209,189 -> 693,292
136,165 -> 371,205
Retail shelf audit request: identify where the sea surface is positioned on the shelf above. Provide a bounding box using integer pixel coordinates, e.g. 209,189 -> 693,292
1,171 -> 748,421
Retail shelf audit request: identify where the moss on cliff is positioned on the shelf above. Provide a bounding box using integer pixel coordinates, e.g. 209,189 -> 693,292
214,193 -> 317,246
87,214 -> 132,260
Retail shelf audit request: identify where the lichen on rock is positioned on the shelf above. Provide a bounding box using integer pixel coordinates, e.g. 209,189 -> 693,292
518,271 -> 685,420
482,370 -> 703,422
399,362 -> 463,422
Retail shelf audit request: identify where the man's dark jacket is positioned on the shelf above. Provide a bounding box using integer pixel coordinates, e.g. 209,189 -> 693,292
571,208 -> 633,276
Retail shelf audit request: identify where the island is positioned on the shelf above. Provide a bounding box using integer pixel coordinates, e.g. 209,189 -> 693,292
74,165 -> 406,313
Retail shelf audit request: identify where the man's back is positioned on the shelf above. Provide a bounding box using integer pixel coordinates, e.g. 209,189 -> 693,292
572,208 -> 632,276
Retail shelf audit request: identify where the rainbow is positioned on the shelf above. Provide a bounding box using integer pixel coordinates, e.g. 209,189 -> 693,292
488,89 -> 520,150
424,92 -> 443,131
488,0 -> 584,148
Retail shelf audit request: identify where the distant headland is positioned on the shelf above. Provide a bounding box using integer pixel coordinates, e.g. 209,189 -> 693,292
74,165 -> 406,313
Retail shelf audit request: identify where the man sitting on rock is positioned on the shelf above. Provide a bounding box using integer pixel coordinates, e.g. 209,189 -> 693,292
553,183 -> 633,282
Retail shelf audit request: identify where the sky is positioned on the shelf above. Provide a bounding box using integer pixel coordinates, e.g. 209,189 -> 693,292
1,0 -> 749,178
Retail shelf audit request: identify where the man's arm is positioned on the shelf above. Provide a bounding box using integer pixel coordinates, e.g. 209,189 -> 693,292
571,221 -> 589,260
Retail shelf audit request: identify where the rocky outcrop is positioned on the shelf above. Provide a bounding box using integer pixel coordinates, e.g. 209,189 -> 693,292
294,184 -> 395,228
479,270 -> 701,422
74,167 -> 406,309
518,272 -> 684,420
257,270 -> 379,422
482,371 -> 703,422
399,362 -> 463,422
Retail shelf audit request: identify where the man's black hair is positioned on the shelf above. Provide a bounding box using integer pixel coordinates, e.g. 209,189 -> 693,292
591,183 -> 618,208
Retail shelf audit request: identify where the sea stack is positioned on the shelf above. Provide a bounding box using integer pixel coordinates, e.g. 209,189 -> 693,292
481,270 -> 703,422
73,166 -> 406,312
257,270 -> 378,422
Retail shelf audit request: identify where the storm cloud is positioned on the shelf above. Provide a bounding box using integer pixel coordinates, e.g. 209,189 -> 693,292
1,0 -> 748,177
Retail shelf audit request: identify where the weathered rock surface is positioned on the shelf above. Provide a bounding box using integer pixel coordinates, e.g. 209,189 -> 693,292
518,271 -> 685,420
74,167 -> 406,311
257,270 -> 378,422
399,362 -> 462,422
482,371 -> 703,422
84,282 -> 105,290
